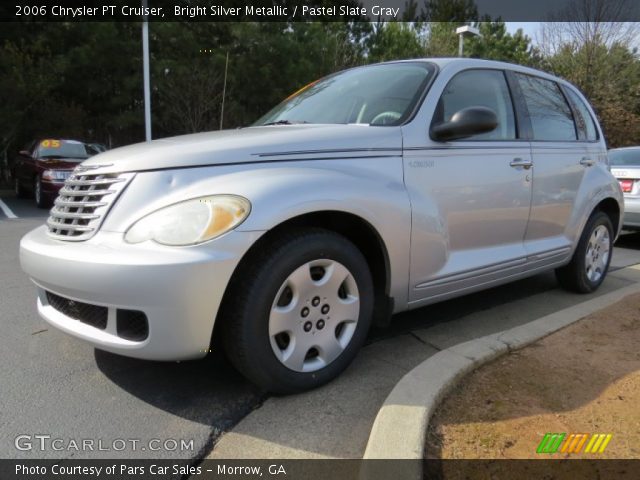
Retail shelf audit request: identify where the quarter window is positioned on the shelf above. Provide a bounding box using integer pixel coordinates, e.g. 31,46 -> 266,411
564,88 -> 598,141
433,69 -> 516,140
516,74 -> 577,141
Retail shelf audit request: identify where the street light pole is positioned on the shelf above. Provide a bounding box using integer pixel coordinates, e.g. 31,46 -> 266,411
142,0 -> 152,141
455,25 -> 480,57
219,51 -> 229,130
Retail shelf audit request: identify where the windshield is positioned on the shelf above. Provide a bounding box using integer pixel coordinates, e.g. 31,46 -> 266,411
609,149 -> 640,166
254,62 -> 435,127
38,139 -> 93,160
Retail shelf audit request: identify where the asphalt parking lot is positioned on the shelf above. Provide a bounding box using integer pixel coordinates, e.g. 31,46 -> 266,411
3,192 -> 640,462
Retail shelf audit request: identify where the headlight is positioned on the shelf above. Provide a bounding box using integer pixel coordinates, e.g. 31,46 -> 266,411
124,195 -> 251,246
42,170 -> 70,181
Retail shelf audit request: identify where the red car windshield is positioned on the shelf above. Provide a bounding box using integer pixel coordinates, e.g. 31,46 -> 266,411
38,139 -> 92,160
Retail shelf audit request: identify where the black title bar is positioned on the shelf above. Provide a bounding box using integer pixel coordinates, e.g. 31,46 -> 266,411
2,0 -> 640,22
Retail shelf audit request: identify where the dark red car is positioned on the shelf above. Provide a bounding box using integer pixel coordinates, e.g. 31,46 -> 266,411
13,139 -> 101,208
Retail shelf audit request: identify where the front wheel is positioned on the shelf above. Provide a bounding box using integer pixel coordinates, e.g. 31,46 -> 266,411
34,176 -> 51,209
221,229 -> 374,394
555,211 -> 613,293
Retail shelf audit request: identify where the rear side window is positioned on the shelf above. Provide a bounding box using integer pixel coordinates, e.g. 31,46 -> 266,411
516,74 -> 577,141
433,69 -> 516,140
564,88 -> 598,141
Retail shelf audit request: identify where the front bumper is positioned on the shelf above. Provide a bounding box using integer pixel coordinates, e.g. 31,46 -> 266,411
41,179 -> 64,197
20,226 -> 263,360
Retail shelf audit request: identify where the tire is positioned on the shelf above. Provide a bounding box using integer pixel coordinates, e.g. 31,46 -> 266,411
34,176 -> 50,209
14,176 -> 27,198
555,211 -> 613,293
221,228 -> 374,394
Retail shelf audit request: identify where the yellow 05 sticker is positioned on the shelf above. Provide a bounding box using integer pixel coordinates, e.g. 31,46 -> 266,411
41,139 -> 61,148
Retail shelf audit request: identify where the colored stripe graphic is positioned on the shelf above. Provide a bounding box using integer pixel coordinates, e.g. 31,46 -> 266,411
539,433 -> 613,454
598,434 -> 613,453
561,434 -> 577,453
585,434 -> 613,453
573,434 -> 589,453
537,433 -> 565,453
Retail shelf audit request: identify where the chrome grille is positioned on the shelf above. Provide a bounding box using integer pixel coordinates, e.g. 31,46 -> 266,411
47,171 -> 133,241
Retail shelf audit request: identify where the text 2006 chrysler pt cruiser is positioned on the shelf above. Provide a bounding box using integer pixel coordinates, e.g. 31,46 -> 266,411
21,59 -> 623,393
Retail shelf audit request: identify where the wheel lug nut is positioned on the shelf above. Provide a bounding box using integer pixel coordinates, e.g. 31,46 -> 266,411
312,296 -> 320,307
321,304 -> 330,314
303,321 -> 313,332
316,319 -> 325,330
301,307 -> 309,318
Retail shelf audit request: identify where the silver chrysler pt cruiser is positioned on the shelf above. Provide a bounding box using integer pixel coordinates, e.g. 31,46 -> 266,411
20,59 -> 623,393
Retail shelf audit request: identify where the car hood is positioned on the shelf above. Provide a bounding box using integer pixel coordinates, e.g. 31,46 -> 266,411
38,158 -> 85,170
79,124 -> 403,174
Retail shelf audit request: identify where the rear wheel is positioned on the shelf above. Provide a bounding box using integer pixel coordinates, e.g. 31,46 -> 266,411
221,228 -> 374,394
555,211 -> 613,293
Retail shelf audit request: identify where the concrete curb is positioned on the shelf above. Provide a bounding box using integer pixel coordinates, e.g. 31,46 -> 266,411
363,278 -> 640,460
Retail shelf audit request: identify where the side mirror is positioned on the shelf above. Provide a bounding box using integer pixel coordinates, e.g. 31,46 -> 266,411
19,150 -> 31,157
431,106 -> 498,142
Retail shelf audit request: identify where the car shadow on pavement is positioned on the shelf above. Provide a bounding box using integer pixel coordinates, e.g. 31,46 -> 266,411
94,347 -> 267,427
615,230 -> 640,250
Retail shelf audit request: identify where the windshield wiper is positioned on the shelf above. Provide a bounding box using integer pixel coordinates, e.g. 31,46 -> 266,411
262,120 -> 309,126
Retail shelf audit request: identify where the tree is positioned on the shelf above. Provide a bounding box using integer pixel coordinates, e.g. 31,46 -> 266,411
539,0 -> 639,98
366,22 -> 426,63
465,21 -> 540,66
421,0 -> 479,56
151,22 -> 228,134
547,42 -> 640,147
536,0 -> 640,146
422,0 -> 478,22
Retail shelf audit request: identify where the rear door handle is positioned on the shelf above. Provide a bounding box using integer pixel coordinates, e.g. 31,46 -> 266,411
509,158 -> 532,169
580,157 -> 595,167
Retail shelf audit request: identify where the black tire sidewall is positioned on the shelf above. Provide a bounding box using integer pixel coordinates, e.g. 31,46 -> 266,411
573,212 -> 614,292
34,176 -> 49,208
227,231 -> 374,393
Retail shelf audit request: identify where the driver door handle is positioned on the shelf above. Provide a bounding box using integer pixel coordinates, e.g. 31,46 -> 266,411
509,157 -> 532,169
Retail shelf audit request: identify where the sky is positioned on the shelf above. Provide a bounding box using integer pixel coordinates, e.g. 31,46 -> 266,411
505,22 -> 542,44
505,22 -> 640,50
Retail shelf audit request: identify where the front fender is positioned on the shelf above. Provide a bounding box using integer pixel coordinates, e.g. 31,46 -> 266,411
102,158 -> 412,309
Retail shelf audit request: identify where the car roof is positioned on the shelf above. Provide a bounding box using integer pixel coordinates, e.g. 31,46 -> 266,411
609,146 -> 640,151
393,57 -> 562,82
368,57 -> 579,92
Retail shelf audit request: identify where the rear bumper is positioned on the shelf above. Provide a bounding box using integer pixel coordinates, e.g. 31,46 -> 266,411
622,197 -> 640,229
20,226 -> 262,360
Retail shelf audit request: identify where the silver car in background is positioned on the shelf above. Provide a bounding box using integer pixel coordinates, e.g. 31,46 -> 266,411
20,58 -> 623,393
609,147 -> 640,230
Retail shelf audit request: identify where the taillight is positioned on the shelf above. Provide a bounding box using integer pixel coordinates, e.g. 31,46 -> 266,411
619,179 -> 633,193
